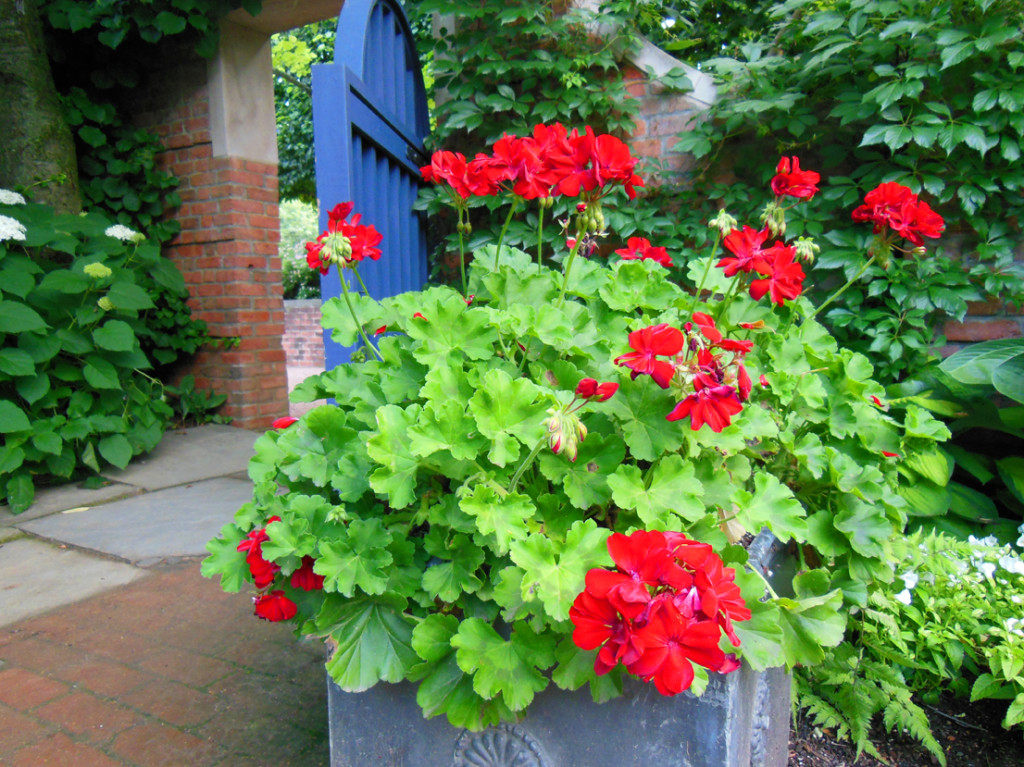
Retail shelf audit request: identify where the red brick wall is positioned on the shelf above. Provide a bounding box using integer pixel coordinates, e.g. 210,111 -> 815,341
283,300 -> 325,368
134,48 -> 288,430
622,64 -> 701,186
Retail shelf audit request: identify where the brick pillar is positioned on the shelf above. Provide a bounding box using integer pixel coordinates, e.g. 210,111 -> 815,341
136,39 -> 289,431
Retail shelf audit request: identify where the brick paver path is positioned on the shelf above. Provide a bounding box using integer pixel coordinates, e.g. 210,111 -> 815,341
0,559 -> 328,766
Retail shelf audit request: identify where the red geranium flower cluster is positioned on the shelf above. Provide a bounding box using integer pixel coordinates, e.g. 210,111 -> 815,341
238,519 -> 324,622
851,181 -> 945,247
305,202 -> 384,275
614,315 -> 754,433
421,123 -> 644,202
770,156 -> 820,200
718,224 -> 805,307
614,236 -> 673,268
569,530 -> 750,696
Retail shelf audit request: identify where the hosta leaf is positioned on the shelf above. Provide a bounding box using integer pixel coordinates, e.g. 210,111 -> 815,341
324,596 -> 418,692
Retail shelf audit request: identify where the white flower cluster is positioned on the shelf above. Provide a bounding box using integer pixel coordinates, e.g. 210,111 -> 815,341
0,214 -> 27,242
1005,617 -> 1024,638
895,571 -> 919,605
104,224 -> 143,243
0,188 -> 26,205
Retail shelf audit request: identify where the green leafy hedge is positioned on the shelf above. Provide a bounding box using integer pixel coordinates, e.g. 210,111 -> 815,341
0,197 -> 206,511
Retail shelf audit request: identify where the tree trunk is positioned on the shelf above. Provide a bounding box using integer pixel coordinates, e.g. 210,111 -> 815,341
0,0 -> 80,213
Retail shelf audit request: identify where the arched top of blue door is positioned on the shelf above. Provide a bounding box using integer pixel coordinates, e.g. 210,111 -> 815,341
333,0 -> 430,140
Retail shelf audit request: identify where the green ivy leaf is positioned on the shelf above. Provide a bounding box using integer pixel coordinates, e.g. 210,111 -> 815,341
607,455 -> 705,528
323,595 -> 418,692
451,618 -> 555,711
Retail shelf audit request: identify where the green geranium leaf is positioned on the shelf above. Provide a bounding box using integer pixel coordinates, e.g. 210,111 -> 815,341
538,434 -> 624,510
776,571 -> 846,667
459,485 -> 535,555
550,638 -> 622,703
510,519 -> 611,621
731,574 -> 786,671
409,399 -> 487,462
605,378 -> 683,461
468,369 -> 548,467
732,473 -> 807,542
451,618 -> 556,711
315,519 -> 394,597
412,614 -> 460,664
415,652 -> 513,729
201,524 -> 248,592
421,535 -> 485,602
324,596 -> 418,692
607,455 -> 705,528
403,291 -> 498,366
902,405 -> 951,441
366,404 -> 422,508
833,497 -> 894,559
599,259 -> 683,312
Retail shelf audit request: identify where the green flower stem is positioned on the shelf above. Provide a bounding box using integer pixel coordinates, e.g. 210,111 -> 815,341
351,265 -> 372,298
807,252 -> 879,322
457,206 -> 468,296
340,271 -> 384,362
536,204 -> 545,267
508,437 -> 547,494
714,273 -> 745,324
746,561 -> 780,600
494,197 -> 520,270
688,232 -> 723,315
556,236 -> 584,307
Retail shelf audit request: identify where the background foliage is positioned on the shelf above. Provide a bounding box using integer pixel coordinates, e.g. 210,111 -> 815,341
669,0 -> 1024,382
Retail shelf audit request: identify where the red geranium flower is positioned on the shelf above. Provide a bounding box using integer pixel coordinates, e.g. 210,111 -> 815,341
615,237 -> 673,268
290,556 -> 325,591
237,516 -> 282,588
770,157 -> 820,200
666,381 -> 743,433
569,590 -> 646,674
614,324 -> 684,389
420,150 -> 473,199
626,608 -> 728,696
749,245 -> 805,306
253,591 -> 298,622
718,226 -> 772,277
272,416 -> 298,430
305,203 -> 383,274
851,182 -> 945,246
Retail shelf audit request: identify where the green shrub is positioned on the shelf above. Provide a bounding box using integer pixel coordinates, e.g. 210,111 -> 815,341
0,194 -> 209,511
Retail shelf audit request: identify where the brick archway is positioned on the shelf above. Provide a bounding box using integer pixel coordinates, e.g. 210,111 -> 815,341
135,2 -> 344,430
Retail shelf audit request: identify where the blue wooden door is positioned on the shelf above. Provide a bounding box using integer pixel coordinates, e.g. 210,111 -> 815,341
312,0 -> 430,367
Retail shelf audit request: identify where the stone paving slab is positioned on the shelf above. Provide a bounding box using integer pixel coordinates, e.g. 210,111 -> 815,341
0,538 -> 144,628
103,425 -> 260,492
0,480 -> 141,527
17,478 -> 255,566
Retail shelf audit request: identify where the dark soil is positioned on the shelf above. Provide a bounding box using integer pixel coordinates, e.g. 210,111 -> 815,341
789,696 -> 1024,767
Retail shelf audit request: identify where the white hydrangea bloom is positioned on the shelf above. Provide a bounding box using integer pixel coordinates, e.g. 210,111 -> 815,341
0,214 -> 27,242
0,189 -> 26,205
999,554 -> 1024,575
977,561 -> 997,579
968,534 -> 999,548
105,224 -> 143,243
900,571 -> 919,590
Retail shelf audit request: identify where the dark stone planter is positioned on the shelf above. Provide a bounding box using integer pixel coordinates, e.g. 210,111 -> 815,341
327,532 -> 792,767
